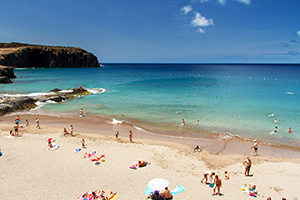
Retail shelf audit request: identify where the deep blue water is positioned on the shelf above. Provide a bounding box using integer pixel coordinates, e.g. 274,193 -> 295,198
1,64 -> 300,147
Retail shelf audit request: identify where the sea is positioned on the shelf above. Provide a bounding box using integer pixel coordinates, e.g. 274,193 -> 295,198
1,63 -> 299,148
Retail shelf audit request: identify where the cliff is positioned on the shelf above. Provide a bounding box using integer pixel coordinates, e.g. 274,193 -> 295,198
0,42 -> 100,68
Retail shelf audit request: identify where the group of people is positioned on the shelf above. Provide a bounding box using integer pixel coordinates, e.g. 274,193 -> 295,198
115,130 -> 134,143
200,171 -> 223,196
62,125 -> 74,137
147,187 -> 173,200
80,190 -> 117,200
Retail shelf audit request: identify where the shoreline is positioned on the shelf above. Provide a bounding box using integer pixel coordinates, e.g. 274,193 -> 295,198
1,113 -> 300,159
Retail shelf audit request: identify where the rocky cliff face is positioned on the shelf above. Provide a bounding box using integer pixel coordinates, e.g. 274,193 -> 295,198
0,42 -> 100,68
0,65 -> 16,83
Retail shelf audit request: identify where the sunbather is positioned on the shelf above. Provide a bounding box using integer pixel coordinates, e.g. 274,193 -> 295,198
138,160 -> 151,167
102,191 -> 117,200
91,155 -> 105,161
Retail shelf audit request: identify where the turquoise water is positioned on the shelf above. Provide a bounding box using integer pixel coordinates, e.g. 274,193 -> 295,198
1,64 -> 300,147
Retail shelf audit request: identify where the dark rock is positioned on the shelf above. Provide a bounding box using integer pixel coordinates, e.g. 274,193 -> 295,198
72,86 -> 87,94
50,88 -> 62,92
0,97 -> 37,116
0,76 -> 12,83
0,42 -> 100,68
48,96 -> 65,103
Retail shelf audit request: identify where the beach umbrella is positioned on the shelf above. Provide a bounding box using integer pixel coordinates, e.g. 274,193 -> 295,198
148,178 -> 169,191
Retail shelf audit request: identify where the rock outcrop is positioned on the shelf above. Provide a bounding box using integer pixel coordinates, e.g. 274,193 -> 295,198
0,87 -> 99,116
0,65 -> 16,83
0,42 -> 100,68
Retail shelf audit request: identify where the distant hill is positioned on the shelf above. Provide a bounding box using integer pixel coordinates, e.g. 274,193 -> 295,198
0,42 -> 100,68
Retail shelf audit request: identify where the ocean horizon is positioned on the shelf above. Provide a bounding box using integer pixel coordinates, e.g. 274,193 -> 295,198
1,63 -> 299,149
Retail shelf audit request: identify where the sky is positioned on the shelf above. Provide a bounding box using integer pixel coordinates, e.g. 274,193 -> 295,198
0,0 -> 300,63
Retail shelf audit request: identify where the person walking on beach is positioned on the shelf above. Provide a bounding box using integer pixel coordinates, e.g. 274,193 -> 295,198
80,108 -> 84,117
115,131 -> 119,139
35,118 -> 41,129
251,140 -> 258,156
128,130 -> 133,142
243,157 -> 252,176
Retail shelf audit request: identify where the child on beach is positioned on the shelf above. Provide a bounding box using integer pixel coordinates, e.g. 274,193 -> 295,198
128,130 -> 133,142
225,171 -> 229,180
80,108 -> 84,117
81,138 -> 85,148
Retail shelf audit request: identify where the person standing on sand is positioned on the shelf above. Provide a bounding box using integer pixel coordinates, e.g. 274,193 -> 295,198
251,140 -> 258,156
26,119 -> 29,126
115,131 -> 119,139
243,157 -> 252,176
128,130 -> 133,142
15,115 -> 21,124
13,122 -> 19,137
70,125 -> 74,136
212,175 -> 222,196
81,138 -> 85,148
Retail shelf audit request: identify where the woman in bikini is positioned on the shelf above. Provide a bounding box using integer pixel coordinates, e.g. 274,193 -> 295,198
212,175 -> 222,196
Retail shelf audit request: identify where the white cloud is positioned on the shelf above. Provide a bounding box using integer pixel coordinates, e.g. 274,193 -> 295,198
297,31 -> 300,37
197,28 -> 206,33
219,0 -> 226,5
181,5 -> 193,15
237,0 -> 251,5
191,12 -> 214,27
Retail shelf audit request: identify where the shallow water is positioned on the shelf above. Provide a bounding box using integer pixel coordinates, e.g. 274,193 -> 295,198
1,64 -> 300,148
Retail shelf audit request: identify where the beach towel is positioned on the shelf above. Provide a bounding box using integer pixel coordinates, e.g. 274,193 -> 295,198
170,185 -> 187,195
74,148 -> 81,153
144,187 -> 154,195
129,161 -> 139,169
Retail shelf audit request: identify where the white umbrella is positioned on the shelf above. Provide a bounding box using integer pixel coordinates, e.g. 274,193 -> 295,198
148,178 -> 169,191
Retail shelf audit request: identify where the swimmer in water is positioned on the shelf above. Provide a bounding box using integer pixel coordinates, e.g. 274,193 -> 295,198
274,118 -> 278,123
181,119 -> 185,126
274,127 -> 278,133
286,127 -> 292,133
268,114 -> 275,118
196,120 -> 199,125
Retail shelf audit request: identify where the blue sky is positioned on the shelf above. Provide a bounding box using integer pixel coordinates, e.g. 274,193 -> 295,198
1,0 -> 300,63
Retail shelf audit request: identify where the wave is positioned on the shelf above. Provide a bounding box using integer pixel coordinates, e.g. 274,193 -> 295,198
106,118 -> 123,124
0,88 -> 106,98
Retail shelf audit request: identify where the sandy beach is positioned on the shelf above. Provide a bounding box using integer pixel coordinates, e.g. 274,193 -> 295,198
1,114 -> 300,200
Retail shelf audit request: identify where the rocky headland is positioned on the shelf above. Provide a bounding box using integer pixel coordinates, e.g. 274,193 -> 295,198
0,42 -> 100,68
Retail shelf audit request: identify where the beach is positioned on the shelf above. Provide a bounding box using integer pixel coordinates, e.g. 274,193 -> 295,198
1,114 -> 300,200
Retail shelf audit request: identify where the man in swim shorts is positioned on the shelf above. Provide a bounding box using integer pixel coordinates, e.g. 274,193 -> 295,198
251,140 -> 258,156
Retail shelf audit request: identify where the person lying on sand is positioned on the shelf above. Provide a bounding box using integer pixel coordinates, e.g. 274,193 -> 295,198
244,183 -> 256,191
138,160 -> 151,167
91,155 -> 105,161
